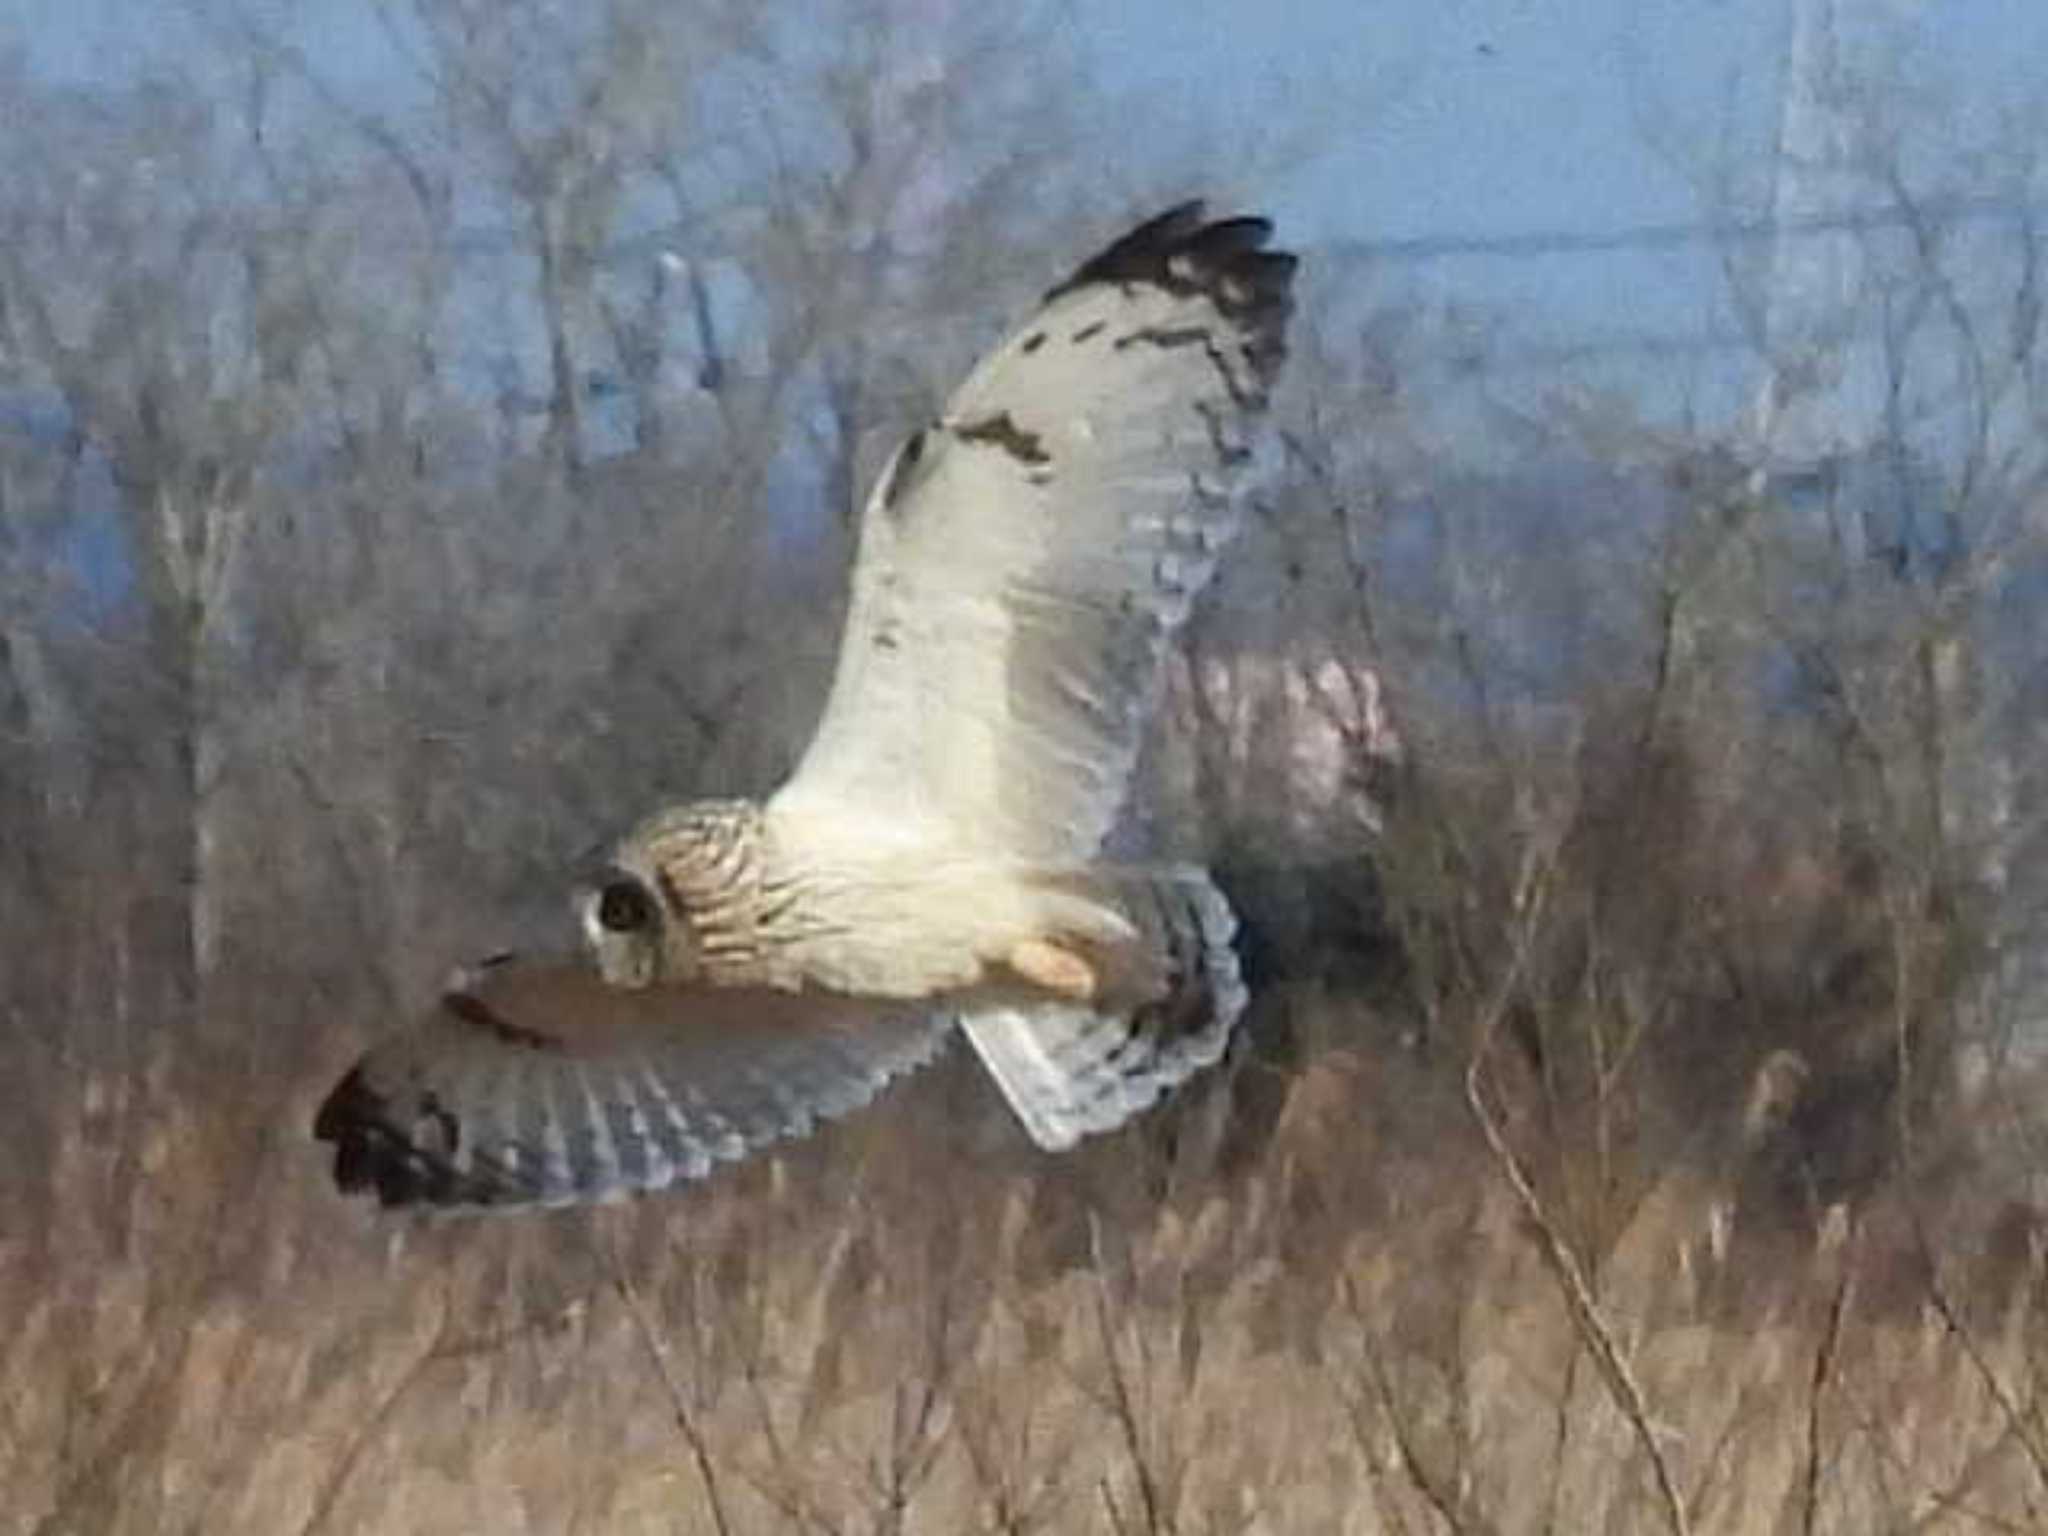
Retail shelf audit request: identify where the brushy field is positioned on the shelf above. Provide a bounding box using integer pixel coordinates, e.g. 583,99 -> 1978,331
11,959 -> 2048,1536
5,9 -> 2047,1525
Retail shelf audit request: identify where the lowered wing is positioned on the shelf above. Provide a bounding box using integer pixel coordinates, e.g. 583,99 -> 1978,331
314,958 -> 952,1210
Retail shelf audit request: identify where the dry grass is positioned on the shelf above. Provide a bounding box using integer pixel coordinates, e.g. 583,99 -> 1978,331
7,543 -> 2035,1532
9,965 -> 2048,1536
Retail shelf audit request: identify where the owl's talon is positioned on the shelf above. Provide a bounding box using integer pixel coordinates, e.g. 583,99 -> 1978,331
1008,938 -> 1099,1001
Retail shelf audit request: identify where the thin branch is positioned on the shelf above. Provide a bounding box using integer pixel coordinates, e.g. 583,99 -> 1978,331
1463,851 -> 1691,1536
1797,1263 -> 1853,1536
597,1222 -> 736,1536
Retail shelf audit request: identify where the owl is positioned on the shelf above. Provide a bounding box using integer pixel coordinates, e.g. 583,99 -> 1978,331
317,203 -> 1295,1208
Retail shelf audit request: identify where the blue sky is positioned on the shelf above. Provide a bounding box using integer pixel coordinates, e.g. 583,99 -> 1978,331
1111,6 -> 2042,294
8,0 -> 2048,432
7,0 -> 2043,759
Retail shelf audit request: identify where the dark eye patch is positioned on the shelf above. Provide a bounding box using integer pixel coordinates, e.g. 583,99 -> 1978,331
595,877 -> 658,934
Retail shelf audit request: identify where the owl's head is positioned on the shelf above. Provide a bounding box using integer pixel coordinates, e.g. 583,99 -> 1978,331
579,800 -> 763,986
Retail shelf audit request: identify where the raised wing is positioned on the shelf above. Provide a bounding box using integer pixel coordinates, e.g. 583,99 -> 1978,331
768,203 -> 1295,860
313,958 -> 952,1210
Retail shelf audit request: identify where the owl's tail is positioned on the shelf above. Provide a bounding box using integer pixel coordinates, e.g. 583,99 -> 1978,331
964,867 -> 1247,1150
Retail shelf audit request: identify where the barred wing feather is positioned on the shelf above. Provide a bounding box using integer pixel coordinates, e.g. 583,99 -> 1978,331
314,960 -> 952,1210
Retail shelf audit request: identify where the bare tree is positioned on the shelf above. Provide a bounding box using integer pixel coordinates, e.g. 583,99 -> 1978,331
0,68 -> 342,1054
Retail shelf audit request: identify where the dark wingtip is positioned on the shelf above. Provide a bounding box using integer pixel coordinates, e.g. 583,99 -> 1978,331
314,1064 -> 420,1206
1044,202 -> 1296,387
314,1059 -> 517,1210
1047,201 -> 1208,293
1046,201 -> 1295,312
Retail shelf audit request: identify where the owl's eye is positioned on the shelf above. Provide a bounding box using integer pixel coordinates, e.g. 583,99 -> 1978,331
595,878 -> 658,934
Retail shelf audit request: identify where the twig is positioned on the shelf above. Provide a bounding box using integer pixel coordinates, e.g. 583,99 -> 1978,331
1087,1214 -> 1172,1536
299,1294 -> 455,1536
1463,855 -> 1691,1536
597,1222 -> 735,1536
1916,1242 -> 2048,1498
1335,1272 -> 1493,1536
1798,1262 -> 1853,1536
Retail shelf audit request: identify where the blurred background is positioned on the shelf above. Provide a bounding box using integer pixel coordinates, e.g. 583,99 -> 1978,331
5,1 -> 2048,1530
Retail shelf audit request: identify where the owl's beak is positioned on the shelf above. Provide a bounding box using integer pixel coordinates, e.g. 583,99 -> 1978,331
441,898 -> 587,994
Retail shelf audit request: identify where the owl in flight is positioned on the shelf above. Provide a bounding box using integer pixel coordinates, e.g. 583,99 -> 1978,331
316,203 -> 1296,1208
